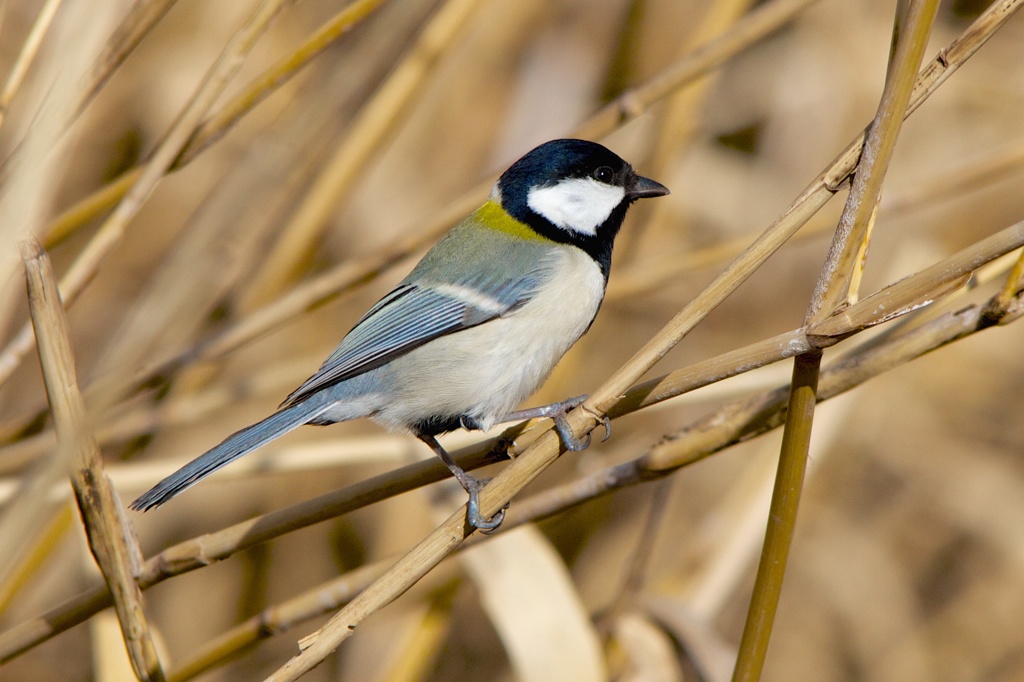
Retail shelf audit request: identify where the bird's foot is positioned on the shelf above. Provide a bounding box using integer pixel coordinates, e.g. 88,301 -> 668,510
512,394 -> 610,452
464,476 -> 508,533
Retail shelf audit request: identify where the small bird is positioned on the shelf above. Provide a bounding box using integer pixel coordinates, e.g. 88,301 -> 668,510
131,139 -> 668,529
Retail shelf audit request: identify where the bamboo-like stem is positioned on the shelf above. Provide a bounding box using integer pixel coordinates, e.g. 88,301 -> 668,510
22,240 -> 165,682
731,352 -> 820,682
733,2 -> 940,679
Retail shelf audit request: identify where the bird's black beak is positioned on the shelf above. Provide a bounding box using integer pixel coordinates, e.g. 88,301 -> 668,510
627,174 -> 670,200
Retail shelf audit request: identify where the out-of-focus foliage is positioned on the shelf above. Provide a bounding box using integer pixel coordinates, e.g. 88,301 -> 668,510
0,1 -> 1022,680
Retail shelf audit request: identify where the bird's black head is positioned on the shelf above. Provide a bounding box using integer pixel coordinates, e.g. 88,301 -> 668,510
494,139 -> 668,276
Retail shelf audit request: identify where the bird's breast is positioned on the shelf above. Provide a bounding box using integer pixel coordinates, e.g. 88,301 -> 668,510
368,245 -> 606,432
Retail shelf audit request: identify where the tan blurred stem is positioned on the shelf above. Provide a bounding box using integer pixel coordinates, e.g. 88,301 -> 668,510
372,582 -> 457,682
238,0 -> 484,310
575,0 -> 820,139
0,503 -> 72,615
884,138 -> 1024,216
734,2 -> 939,679
22,240 -> 166,682
598,478 -> 675,632
0,0 -> 63,128
78,0 -> 178,119
617,0 -> 758,261
166,560 -> 391,682
42,0 -> 387,248
180,0 -> 388,164
0,0 -> 296,390
129,283 -> 1024,679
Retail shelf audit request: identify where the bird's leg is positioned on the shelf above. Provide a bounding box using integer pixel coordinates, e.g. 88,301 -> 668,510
499,394 -> 611,452
417,433 -> 506,532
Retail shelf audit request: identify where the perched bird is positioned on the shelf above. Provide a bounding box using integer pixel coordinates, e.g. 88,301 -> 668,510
131,139 -> 668,529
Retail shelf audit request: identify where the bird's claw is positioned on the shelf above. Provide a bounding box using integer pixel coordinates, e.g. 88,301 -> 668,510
553,413 -> 591,451
464,476 -> 507,533
548,395 -> 611,451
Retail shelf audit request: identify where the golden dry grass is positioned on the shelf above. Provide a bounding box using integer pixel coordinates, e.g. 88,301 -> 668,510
0,1 -> 1023,680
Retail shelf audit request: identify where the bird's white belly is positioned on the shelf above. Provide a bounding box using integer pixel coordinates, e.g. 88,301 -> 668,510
366,246 -> 606,432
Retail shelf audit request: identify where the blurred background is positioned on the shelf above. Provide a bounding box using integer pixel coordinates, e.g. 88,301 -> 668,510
0,0 -> 1023,680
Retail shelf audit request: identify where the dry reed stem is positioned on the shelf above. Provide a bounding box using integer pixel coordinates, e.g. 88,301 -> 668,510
617,0 -> 758,260
239,0 -> 484,309
734,3 -> 940,678
0,0 -> 63,128
0,0 -> 296,390
809,2 -> 939,319
111,275 -> 1024,680
0,503 -> 72,615
40,0 -> 386,249
574,0 -> 821,140
181,0 -> 388,165
78,0 -> 178,120
21,240 -> 165,681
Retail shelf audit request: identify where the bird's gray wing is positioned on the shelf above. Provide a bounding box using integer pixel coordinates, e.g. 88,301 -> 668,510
281,269 -> 540,407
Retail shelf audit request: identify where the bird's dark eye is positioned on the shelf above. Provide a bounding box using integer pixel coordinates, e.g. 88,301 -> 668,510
593,166 -> 614,183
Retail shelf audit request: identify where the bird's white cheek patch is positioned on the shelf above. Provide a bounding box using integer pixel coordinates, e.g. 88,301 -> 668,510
527,178 -> 626,236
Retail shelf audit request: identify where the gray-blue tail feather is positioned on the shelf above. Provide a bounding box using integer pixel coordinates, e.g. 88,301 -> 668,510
130,399 -> 330,511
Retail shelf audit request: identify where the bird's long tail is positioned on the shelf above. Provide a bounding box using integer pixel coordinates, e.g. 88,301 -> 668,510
130,398 -> 331,511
